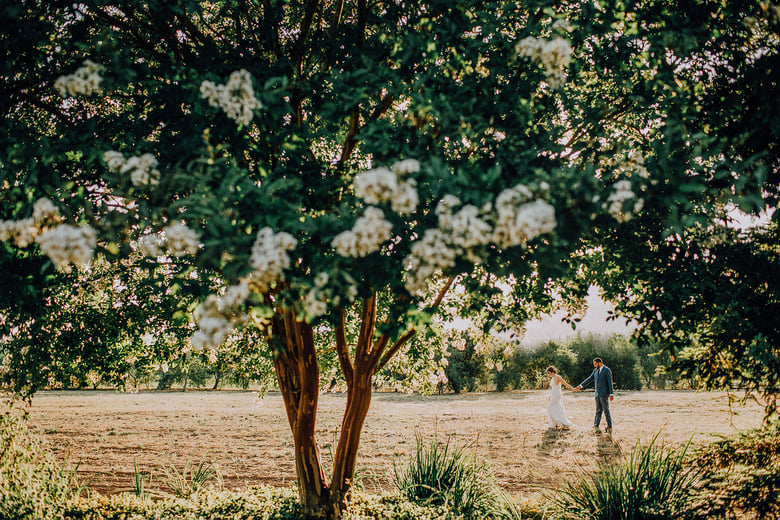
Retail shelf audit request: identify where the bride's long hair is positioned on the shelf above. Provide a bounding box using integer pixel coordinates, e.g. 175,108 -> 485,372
546,366 -> 557,375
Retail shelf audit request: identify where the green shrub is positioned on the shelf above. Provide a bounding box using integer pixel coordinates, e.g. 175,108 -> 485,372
688,423 -> 780,519
550,433 -> 698,519
0,403 -> 81,520
443,336 -> 488,394
566,334 -> 643,391
393,433 -> 509,519
498,340 -> 577,391
64,487 -> 463,520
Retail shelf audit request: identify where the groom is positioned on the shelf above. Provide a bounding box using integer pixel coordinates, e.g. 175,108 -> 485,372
575,357 -> 614,433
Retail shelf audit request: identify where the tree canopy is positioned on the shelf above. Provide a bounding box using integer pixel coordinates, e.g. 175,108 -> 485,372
2,0 -> 778,517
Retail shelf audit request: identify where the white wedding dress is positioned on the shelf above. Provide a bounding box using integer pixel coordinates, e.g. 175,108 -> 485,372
547,377 -> 574,428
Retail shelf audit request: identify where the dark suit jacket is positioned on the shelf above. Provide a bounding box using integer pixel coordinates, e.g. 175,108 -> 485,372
579,366 -> 614,397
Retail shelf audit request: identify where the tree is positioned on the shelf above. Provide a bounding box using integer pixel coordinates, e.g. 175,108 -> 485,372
0,252 -> 204,395
567,2 -> 780,419
2,1 -> 775,517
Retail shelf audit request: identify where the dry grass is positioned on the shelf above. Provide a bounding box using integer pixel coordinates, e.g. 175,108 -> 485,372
26,389 -> 764,498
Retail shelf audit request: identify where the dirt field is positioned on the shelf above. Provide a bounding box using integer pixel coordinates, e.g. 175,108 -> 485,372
26,389 -> 764,498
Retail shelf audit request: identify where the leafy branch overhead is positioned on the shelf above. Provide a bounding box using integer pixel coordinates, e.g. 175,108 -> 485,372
2,0 -> 778,517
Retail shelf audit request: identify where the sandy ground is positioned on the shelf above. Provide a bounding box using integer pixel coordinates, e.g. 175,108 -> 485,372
25,389 -> 764,497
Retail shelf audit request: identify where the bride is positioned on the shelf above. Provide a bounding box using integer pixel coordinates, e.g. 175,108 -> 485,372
546,366 -> 575,429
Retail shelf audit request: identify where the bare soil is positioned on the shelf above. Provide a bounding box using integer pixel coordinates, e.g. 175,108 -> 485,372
26,389 -> 764,497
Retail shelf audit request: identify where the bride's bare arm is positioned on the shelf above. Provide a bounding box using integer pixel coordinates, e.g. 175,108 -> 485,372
556,375 -> 575,390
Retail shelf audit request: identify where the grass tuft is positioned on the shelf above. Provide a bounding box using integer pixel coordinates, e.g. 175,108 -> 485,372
550,431 -> 698,520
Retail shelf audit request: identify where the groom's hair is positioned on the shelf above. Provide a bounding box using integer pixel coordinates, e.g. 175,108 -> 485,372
593,357 -> 603,364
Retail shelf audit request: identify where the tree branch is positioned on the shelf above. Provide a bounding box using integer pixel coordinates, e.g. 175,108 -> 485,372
335,308 -> 354,385
338,108 -> 361,164
356,292 -> 377,363
377,328 -> 417,373
291,0 -> 320,69
431,276 -> 456,309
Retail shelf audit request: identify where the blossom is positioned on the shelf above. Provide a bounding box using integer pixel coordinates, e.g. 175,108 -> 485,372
35,224 -> 97,272
332,206 -> 393,257
392,158 -> 421,175
354,167 -> 398,205
249,227 -> 297,291
191,282 -> 249,351
515,36 -> 573,88
164,222 -> 202,256
32,198 -> 61,228
403,229 -> 457,292
104,150 -> 161,186
607,180 -> 643,222
493,187 -> 557,247
354,161 -> 420,214
200,69 -> 262,126
138,233 -> 164,257
103,150 -> 125,171
302,289 -> 328,319
445,204 -> 492,250
0,219 -> 37,248
54,60 -> 104,97
390,178 -> 419,214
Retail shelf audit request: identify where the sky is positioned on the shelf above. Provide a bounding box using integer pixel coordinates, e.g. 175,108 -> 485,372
520,285 -> 635,347
520,205 -> 776,348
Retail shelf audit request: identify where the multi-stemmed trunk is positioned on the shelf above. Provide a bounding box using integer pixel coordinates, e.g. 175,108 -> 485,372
269,293 -> 416,519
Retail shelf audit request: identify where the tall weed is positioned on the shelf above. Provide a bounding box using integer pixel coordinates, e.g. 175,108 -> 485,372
550,432 -> 697,519
160,455 -> 222,497
393,432 -> 510,519
0,403 -> 82,520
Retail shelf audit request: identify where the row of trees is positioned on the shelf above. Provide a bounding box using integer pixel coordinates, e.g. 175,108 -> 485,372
2,1 -> 778,517
39,331 -> 684,394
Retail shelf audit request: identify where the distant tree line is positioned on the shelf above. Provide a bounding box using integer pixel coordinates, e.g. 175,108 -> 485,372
444,333 -> 685,394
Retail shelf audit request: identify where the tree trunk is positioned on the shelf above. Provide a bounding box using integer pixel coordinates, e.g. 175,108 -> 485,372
273,311 -> 332,518
330,370 -> 373,505
269,294 -> 419,519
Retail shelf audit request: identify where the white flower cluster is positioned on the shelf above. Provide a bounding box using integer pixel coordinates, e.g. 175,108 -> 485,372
405,229 -> 458,293
493,186 -> 557,248
354,159 -> 420,214
104,150 -> 161,186
33,198 -> 61,228
190,226 -> 298,349
428,369 -> 449,386
515,36 -> 573,88
191,281 -> 250,352
437,199 -> 493,253
164,222 -> 202,256
404,185 -> 557,293
200,69 -> 262,126
0,198 -> 97,272
0,198 -> 63,244
332,207 -> 394,258
623,150 -> 650,179
54,60 -> 104,97
303,288 -> 328,319
138,233 -> 165,257
607,180 -> 644,222
301,272 -> 358,320
332,159 -> 422,259
0,218 -> 38,248
249,227 -> 297,292
36,224 -> 97,273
